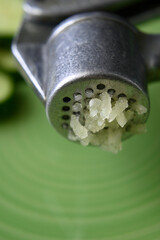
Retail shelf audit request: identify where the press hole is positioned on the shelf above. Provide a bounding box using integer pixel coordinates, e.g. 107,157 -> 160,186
111,98 -> 115,104
62,115 -> 70,120
129,98 -> 136,104
108,89 -> 115,96
85,88 -> 94,98
85,98 -> 92,105
62,106 -> 70,111
97,84 -> 105,90
72,102 -> 82,112
74,93 -> 82,101
118,93 -> 127,98
63,97 -> 71,103
73,111 -> 80,116
125,107 -> 130,111
62,123 -> 69,129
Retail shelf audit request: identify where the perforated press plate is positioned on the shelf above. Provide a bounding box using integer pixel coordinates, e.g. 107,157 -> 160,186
47,78 -> 149,139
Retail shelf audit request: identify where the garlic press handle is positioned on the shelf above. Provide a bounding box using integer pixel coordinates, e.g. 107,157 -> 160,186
24,0 -> 145,20
12,4 -> 160,104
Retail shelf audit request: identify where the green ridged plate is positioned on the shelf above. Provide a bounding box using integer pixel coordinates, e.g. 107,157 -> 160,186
0,1 -> 160,239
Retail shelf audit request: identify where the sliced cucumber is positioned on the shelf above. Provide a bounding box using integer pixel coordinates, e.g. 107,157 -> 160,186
0,72 -> 14,103
0,0 -> 22,35
0,71 -> 15,119
0,37 -> 16,72
0,51 -> 15,72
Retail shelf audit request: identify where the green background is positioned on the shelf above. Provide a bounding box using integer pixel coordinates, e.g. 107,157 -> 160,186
0,1 -> 160,239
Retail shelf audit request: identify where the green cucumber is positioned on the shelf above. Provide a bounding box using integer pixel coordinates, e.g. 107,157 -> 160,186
0,36 -> 16,72
0,71 -> 15,118
0,0 -> 22,35
0,51 -> 15,72
0,72 -> 14,103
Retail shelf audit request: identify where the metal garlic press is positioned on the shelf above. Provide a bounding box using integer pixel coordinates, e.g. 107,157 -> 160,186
12,0 -> 160,144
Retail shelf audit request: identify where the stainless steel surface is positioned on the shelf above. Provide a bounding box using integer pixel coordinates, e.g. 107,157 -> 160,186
24,0 -> 144,20
45,13 -> 149,138
12,19 -> 56,102
12,3 -> 160,140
